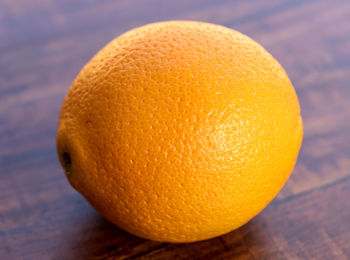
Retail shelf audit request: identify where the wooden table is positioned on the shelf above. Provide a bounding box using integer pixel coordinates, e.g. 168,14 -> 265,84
1,0 -> 350,259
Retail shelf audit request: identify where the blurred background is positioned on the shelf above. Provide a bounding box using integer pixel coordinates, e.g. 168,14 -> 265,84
1,0 -> 350,259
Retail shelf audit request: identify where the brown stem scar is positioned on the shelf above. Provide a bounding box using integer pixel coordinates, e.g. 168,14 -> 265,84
62,152 -> 72,175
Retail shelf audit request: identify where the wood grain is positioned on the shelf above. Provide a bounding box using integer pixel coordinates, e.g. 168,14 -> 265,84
1,0 -> 350,259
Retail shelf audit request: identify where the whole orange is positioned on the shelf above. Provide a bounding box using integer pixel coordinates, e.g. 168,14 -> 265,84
57,21 -> 303,243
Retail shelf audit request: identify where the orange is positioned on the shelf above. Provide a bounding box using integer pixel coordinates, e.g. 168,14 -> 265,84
57,21 -> 303,243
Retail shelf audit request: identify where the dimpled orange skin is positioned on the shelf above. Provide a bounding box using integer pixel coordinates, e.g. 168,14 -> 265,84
57,21 -> 303,243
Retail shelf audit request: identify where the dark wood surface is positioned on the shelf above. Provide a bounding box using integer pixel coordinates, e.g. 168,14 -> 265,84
1,0 -> 350,259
